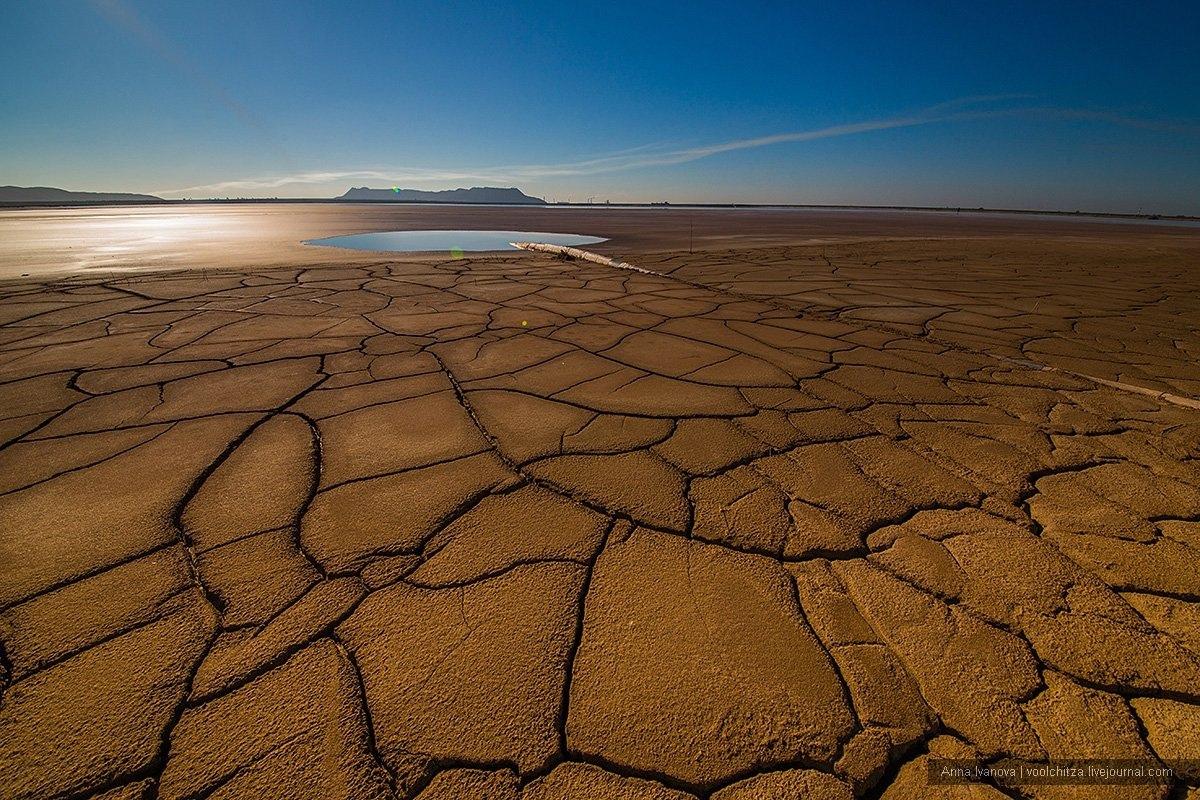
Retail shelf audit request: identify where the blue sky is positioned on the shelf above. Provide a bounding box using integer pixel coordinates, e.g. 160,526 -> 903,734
2,0 -> 1198,213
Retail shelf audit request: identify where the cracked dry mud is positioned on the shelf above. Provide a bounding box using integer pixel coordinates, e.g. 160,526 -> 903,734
1,233 -> 1199,800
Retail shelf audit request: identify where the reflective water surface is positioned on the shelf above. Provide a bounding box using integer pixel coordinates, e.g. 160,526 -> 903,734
305,229 -> 607,253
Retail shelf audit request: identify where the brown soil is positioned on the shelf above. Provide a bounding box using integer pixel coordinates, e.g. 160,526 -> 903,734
0,208 -> 1198,799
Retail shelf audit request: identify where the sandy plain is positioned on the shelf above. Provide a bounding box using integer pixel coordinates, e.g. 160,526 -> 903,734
0,205 -> 1198,800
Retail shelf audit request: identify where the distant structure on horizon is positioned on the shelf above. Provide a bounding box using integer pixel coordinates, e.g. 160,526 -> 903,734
338,186 -> 546,204
0,186 -> 163,203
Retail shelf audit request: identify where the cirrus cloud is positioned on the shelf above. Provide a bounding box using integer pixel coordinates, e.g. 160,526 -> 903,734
156,96 -> 1197,198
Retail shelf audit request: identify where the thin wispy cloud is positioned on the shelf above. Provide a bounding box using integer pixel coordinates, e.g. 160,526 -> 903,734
156,96 -> 1197,197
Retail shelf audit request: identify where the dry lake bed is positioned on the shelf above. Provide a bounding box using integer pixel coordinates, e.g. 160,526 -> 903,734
1,204 -> 1199,800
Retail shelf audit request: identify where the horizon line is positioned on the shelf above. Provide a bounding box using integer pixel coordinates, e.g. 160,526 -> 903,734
3,194 -> 1196,222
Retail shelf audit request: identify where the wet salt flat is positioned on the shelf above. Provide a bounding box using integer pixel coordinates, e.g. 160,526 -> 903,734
2,203 -> 1194,279
304,229 -> 607,253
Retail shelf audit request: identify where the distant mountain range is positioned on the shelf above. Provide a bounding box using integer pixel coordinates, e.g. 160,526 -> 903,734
338,186 -> 546,204
0,186 -> 163,203
0,184 -> 547,205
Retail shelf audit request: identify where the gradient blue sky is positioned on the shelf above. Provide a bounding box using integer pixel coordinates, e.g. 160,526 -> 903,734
3,0 -> 1198,213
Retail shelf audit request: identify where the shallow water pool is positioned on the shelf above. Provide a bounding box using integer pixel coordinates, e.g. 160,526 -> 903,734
304,229 -> 607,254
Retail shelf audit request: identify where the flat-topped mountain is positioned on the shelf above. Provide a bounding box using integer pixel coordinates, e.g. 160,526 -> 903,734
338,186 -> 546,204
0,186 -> 163,203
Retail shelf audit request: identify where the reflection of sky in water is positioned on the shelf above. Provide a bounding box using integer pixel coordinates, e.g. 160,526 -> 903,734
0,208 -> 614,277
305,230 -> 607,254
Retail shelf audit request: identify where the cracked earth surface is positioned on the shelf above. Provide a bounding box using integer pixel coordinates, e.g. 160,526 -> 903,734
1,232 -> 1199,800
